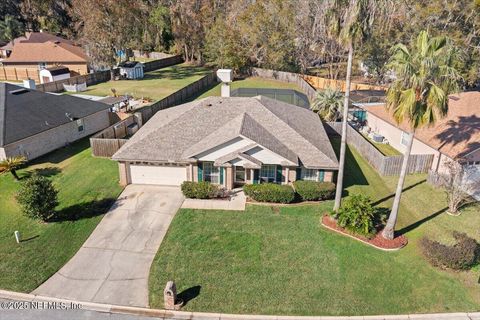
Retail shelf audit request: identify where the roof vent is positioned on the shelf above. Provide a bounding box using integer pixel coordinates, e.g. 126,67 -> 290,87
9,88 -> 29,95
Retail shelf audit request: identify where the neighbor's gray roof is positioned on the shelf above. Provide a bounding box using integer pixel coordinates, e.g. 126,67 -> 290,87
0,83 -> 111,146
112,96 -> 338,169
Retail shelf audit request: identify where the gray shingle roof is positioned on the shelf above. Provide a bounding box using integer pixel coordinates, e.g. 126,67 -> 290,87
112,96 -> 339,169
0,83 -> 111,146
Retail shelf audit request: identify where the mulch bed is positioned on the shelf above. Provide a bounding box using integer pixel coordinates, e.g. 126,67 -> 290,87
322,215 -> 408,251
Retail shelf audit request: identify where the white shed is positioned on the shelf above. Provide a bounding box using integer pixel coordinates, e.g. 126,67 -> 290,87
118,61 -> 144,80
39,66 -> 71,84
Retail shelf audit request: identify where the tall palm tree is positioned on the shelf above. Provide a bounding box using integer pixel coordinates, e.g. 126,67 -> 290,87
382,30 -> 461,240
311,88 -> 344,121
327,0 -> 391,211
0,156 -> 27,181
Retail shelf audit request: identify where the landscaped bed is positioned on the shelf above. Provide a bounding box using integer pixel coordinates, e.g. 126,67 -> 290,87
322,214 -> 408,250
0,139 -> 122,292
149,137 -> 480,316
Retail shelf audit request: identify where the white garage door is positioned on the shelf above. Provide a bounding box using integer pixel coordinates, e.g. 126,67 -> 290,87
130,165 -> 187,186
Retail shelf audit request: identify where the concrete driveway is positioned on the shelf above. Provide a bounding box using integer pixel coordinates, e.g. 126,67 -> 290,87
33,185 -> 184,307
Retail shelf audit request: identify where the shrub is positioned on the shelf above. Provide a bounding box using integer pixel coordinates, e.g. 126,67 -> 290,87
293,181 -> 335,201
333,194 -> 376,237
181,181 -> 220,199
420,232 -> 480,270
16,174 -> 59,221
243,183 -> 295,203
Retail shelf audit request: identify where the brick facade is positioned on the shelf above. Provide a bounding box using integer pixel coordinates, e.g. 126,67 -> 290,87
1,109 -> 110,161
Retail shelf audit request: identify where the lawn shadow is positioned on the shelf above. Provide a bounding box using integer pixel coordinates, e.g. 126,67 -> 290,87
177,285 -> 201,307
50,198 -> 117,222
397,207 -> 448,236
21,235 -> 39,242
371,179 -> 427,207
147,65 -> 211,81
22,167 -> 62,180
27,138 -> 90,165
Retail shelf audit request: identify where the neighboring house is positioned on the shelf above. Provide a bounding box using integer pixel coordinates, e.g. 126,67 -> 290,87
1,32 -> 88,75
0,83 -> 112,161
118,61 -> 144,80
39,66 -> 71,84
112,96 -> 339,188
355,91 -> 480,174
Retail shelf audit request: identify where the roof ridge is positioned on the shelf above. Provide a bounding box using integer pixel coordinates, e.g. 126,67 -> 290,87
256,96 -> 338,167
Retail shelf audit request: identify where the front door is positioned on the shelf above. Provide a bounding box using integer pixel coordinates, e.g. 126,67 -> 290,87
234,166 -> 245,185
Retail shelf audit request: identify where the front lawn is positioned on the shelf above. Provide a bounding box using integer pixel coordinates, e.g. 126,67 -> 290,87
149,138 -> 480,316
0,139 -> 122,292
80,63 -> 211,101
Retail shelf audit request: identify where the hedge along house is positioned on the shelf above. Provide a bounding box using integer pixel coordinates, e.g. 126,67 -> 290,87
0,83 -> 112,160
112,96 -> 339,189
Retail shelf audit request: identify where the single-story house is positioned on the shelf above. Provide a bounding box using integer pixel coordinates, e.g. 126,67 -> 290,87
355,91 -> 480,173
39,66 -> 71,84
1,32 -> 88,75
118,61 -> 144,80
0,83 -> 112,160
112,96 -> 339,188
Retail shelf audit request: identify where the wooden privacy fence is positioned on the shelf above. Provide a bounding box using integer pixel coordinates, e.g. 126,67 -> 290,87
36,70 -> 111,92
251,68 -> 317,102
142,55 -> 183,72
0,66 -> 41,82
34,54 -> 183,93
90,72 -> 216,157
136,72 -> 217,123
303,74 -> 386,92
326,122 -> 434,176
90,116 -> 137,157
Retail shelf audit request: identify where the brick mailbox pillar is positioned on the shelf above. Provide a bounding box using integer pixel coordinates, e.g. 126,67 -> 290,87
164,281 -> 183,310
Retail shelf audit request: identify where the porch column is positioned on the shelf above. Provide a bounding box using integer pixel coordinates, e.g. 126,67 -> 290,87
118,162 -> 128,186
284,167 -> 290,184
225,167 -> 234,190
192,163 -> 199,182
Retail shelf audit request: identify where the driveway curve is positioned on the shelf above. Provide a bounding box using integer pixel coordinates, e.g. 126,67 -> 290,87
33,185 -> 184,307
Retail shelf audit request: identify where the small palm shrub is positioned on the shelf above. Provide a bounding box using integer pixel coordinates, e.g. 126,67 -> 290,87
333,194 -> 376,237
243,183 -> 295,203
16,174 -> 58,221
181,181 -> 220,199
294,181 -> 335,201
420,232 -> 480,270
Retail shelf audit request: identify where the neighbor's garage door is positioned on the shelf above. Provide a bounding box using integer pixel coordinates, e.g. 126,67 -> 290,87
129,165 -> 187,186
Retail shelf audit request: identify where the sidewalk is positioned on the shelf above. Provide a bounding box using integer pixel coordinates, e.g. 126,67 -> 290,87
182,190 -> 246,211
1,290 -> 479,320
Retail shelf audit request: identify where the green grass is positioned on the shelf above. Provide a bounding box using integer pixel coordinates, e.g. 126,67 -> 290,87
195,77 -> 303,100
361,132 -> 401,156
149,137 -> 480,316
0,139 -> 123,292
80,63 -> 211,101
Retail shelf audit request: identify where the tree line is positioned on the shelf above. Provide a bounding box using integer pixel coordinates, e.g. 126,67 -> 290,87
1,0 -> 479,87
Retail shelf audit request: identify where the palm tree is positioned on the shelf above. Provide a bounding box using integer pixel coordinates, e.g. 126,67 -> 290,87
0,156 -> 27,181
311,88 -> 344,122
382,30 -> 461,240
327,0 -> 390,211
0,15 -> 24,45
